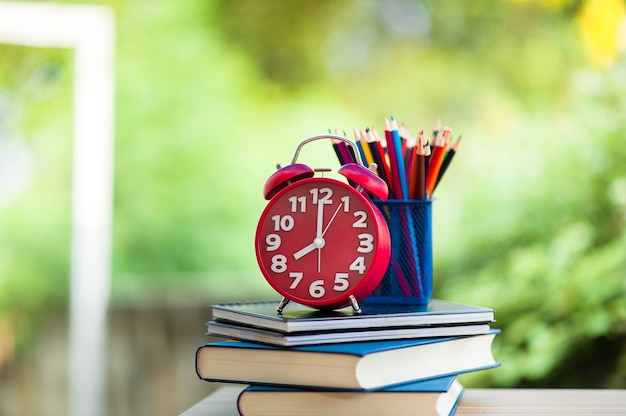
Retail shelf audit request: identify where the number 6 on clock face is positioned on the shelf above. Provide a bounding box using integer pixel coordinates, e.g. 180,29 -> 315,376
255,177 -> 391,310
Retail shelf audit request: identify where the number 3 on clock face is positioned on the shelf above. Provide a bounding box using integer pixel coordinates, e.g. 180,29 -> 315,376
255,177 -> 391,310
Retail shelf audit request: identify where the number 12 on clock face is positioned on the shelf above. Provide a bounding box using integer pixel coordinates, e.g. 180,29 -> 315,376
255,177 -> 391,310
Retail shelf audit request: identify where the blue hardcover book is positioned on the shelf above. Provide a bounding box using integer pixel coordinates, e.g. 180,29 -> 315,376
237,376 -> 464,416
196,330 -> 500,390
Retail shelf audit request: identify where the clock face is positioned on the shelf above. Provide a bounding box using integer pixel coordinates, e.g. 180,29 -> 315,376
255,177 -> 391,309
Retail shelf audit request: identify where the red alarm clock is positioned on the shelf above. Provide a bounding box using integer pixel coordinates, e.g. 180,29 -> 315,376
255,135 -> 391,313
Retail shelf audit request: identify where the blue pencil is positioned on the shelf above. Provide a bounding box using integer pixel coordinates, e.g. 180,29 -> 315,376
389,116 -> 409,199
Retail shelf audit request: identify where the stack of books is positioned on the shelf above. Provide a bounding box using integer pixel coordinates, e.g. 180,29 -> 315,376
194,299 -> 499,416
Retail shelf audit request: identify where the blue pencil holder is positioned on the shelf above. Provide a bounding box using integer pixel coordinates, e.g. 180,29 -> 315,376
363,200 -> 433,305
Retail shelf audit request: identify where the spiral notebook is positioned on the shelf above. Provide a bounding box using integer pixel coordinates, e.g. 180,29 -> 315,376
208,299 -> 494,345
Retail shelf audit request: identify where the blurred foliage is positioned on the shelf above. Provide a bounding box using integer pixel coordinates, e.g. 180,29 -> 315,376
1,0 -> 625,388
0,44 -> 74,351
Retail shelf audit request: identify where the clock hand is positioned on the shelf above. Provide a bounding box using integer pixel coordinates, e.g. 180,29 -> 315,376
315,199 -> 325,273
321,201 -> 344,237
293,237 -> 325,260
293,242 -> 316,260
312,200 -> 344,272
317,246 -> 321,273
315,199 -> 324,238
294,200 -> 327,261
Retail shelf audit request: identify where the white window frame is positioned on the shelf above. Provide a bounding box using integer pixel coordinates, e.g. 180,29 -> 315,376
0,3 -> 115,416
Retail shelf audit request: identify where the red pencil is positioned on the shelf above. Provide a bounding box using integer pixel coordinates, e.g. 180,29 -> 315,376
425,127 -> 451,196
332,137 -> 354,165
413,130 -> 427,200
368,126 -> 393,199
386,116 -> 409,199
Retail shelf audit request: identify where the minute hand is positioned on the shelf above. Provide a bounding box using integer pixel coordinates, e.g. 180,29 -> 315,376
315,200 -> 325,273
321,201 -> 344,237
316,199 -> 324,237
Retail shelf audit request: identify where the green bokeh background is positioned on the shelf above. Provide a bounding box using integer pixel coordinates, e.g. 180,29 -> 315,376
1,0 -> 625,390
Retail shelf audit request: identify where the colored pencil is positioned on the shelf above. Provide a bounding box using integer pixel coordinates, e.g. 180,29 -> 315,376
364,128 -> 391,189
370,127 -> 394,193
329,116 -> 459,200
425,127 -> 451,197
435,134 -> 461,191
414,130 -> 427,200
383,117 -> 403,199
326,116 -> 462,300
353,128 -> 366,163
404,131 -> 417,198
386,116 -> 409,199
332,137 -> 354,165
391,116 -> 410,199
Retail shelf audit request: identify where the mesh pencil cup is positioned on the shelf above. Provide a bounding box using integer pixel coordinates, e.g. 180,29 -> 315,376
363,200 -> 433,305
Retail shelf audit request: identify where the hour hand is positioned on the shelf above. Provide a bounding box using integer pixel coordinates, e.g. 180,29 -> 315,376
293,237 -> 325,260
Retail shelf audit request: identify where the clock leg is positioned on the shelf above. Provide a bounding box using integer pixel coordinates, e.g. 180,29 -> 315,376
276,297 -> 290,313
349,295 -> 362,314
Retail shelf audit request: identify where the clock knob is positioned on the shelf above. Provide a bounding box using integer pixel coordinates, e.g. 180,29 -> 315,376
263,163 -> 314,200
337,163 -> 389,200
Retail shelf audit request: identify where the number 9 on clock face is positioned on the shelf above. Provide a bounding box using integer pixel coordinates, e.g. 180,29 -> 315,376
255,177 -> 391,310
